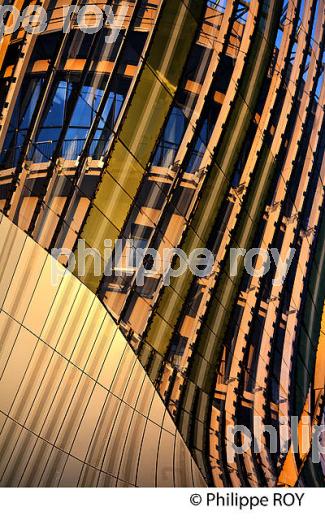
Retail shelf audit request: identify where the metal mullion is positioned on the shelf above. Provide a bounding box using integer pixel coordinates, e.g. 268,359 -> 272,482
48,0 -> 144,250
29,4 -> 115,237
49,0 -> 167,253
119,0 -> 261,339
0,0 -> 51,149
140,0 -> 282,376
72,0 -> 206,295
172,0 -> 286,488
215,0 -> 320,394
235,0 -> 315,488
5,0 -> 87,217
111,1 -> 240,323
217,0 -> 319,485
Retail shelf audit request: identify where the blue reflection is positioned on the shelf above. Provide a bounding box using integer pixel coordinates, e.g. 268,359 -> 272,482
29,80 -> 125,162
0,72 -> 127,167
152,106 -> 186,168
0,78 -> 43,168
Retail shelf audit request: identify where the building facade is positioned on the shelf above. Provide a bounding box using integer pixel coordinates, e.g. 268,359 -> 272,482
0,0 -> 324,486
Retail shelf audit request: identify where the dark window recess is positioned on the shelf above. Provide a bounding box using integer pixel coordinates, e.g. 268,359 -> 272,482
169,335 -> 188,359
120,31 -> 147,66
130,223 -> 153,243
136,181 -> 166,210
187,288 -> 204,318
231,120 -> 257,187
79,176 -> 99,199
0,79 -> 10,116
300,130 -> 325,230
1,43 -> 20,73
174,186 -> 193,217
213,54 -> 234,94
185,96 -> 221,172
152,105 -> 187,168
0,184 -> 10,201
62,30 -> 95,60
110,74 -> 132,96
183,44 -> 213,84
237,405 -> 251,428
137,276 -> 160,298
0,76 -> 44,169
106,274 -> 133,294
27,78 -> 73,163
93,29 -> 125,61
208,199 -> 233,252
75,33 -> 94,59
270,345 -> 283,403
30,32 -> 61,62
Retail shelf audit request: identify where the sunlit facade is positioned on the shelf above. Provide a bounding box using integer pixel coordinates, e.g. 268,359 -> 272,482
0,0 -> 324,487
